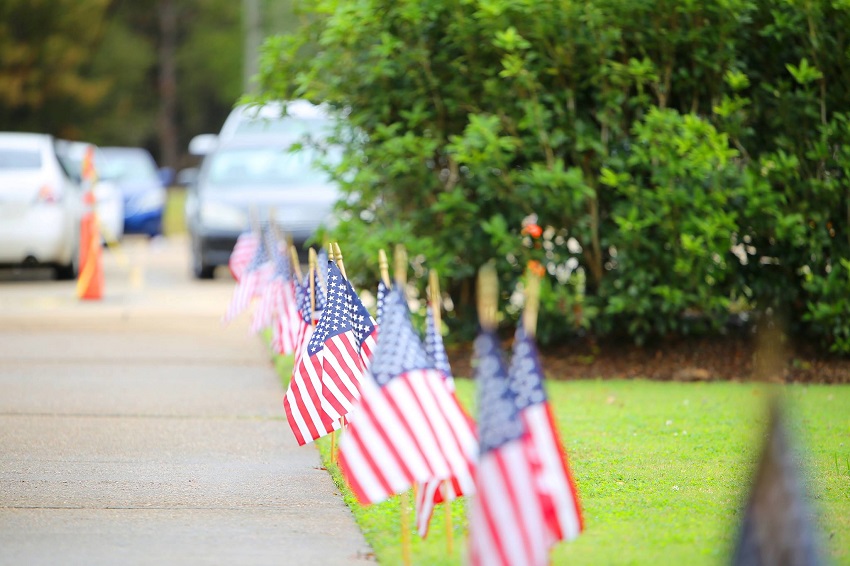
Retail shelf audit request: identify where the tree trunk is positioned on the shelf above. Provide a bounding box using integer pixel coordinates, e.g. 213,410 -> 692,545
157,0 -> 178,169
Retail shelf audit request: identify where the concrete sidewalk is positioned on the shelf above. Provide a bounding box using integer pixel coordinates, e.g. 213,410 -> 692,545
0,236 -> 374,565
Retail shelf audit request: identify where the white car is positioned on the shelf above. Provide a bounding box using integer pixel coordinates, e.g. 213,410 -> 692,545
55,140 -> 125,243
0,133 -> 83,279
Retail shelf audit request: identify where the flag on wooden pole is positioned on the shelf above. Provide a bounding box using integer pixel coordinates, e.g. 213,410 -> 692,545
338,285 -> 477,505
316,260 -> 377,422
283,263 -> 339,445
468,328 -> 550,566
250,227 -> 284,334
415,305 -> 464,538
508,325 -> 584,544
257,235 -> 300,355
229,231 -> 257,282
223,229 -> 270,323
732,401 -> 823,565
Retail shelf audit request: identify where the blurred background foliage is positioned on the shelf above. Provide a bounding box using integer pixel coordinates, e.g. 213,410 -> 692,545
255,0 -> 850,353
3,0 -> 850,355
0,0 -> 299,168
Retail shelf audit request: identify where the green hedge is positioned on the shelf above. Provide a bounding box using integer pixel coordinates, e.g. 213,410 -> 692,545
256,0 -> 850,353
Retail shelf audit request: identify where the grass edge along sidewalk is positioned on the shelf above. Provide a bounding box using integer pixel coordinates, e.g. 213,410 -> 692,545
274,354 -> 850,565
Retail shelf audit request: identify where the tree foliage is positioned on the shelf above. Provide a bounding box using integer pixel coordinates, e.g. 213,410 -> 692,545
257,0 -> 850,352
0,0 -> 111,137
0,1 -> 304,164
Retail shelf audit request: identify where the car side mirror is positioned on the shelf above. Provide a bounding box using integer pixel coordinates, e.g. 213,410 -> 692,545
189,134 -> 219,156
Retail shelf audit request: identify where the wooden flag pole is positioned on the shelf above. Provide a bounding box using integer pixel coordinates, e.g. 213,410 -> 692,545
429,269 -> 441,331
442,481 -> 454,555
394,244 -> 408,286
524,270 -> 541,338
289,245 -> 302,282
393,244 -> 413,566
309,248 -> 337,463
332,242 -> 348,279
331,242 -> 347,433
430,269 -> 454,555
248,204 -> 262,236
379,249 -> 391,288
400,490 -> 413,566
477,262 -> 498,330
308,248 -> 318,326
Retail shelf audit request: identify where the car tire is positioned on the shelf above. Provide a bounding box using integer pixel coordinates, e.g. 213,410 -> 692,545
191,238 -> 215,280
54,254 -> 78,281
193,261 -> 215,280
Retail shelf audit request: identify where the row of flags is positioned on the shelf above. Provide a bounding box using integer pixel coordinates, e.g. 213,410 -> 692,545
223,224 -> 827,565
222,225 -> 584,564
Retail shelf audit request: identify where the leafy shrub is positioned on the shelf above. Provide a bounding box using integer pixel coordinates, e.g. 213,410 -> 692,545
256,0 -> 850,354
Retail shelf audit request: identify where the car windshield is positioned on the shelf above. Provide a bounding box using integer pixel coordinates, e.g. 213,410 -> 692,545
100,150 -> 159,183
234,116 -> 335,138
205,146 -> 339,188
0,149 -> 41,169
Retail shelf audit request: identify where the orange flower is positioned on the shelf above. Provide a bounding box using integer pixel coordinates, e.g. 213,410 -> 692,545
522,223 -> 543,238
527,260 -> 546,277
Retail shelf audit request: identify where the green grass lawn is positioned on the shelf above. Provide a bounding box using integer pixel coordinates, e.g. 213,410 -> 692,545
275,356 -> 850,565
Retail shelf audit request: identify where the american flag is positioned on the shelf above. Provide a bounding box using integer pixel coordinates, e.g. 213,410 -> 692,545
415,305 -> 464,538
338,286 -> 477,505
315,261 -> 377,422
283,269 -> 339,446
283,266 -> 340,446
255,233 -> 301,355
223,230 -> 270,323
468,329 -> 549,566
732,402 -> 823,565
291,268 -> 326,368
508,325 -> 583,545
250,227 -> 280,333
228,231 -> 258,282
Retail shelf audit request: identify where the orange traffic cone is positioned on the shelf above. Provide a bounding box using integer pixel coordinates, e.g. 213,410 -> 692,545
76,147 -> 103,300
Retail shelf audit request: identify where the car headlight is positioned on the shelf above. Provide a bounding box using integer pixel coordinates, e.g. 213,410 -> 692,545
200,201 -> 247,231
130,188 -> 166,213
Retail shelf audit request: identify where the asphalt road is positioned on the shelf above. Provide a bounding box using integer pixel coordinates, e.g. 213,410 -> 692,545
0,236 -> 374,565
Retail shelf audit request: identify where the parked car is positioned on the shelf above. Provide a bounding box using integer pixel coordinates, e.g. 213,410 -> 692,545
181,100 -> 341,279
188,99 -> 334,156
183,135 -> 341,279
55,140 -> 125,243
0,132 -> 82,279
98,147 -> 169,237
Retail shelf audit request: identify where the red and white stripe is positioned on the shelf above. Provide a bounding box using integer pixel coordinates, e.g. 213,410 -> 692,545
320,332 -> 367,421
468,438 -> 550,566
358,326 -> 377,370
292,316 -> 311,369
283,326 -> 340,445
223,268 -> 260,323
523,402 -> 584,543
415,476 -> 462,538
338,369 -> 477,505
414,371 -> 467,538
228,232 -> 257,282
271,280 -> 301,355
251,277 -> 280,334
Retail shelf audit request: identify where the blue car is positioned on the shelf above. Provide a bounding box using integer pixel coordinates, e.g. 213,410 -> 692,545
99,147 -> 170,237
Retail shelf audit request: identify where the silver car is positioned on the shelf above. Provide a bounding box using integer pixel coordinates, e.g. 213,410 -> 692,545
184,135 -> 340,279
0,133 -> 82,279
